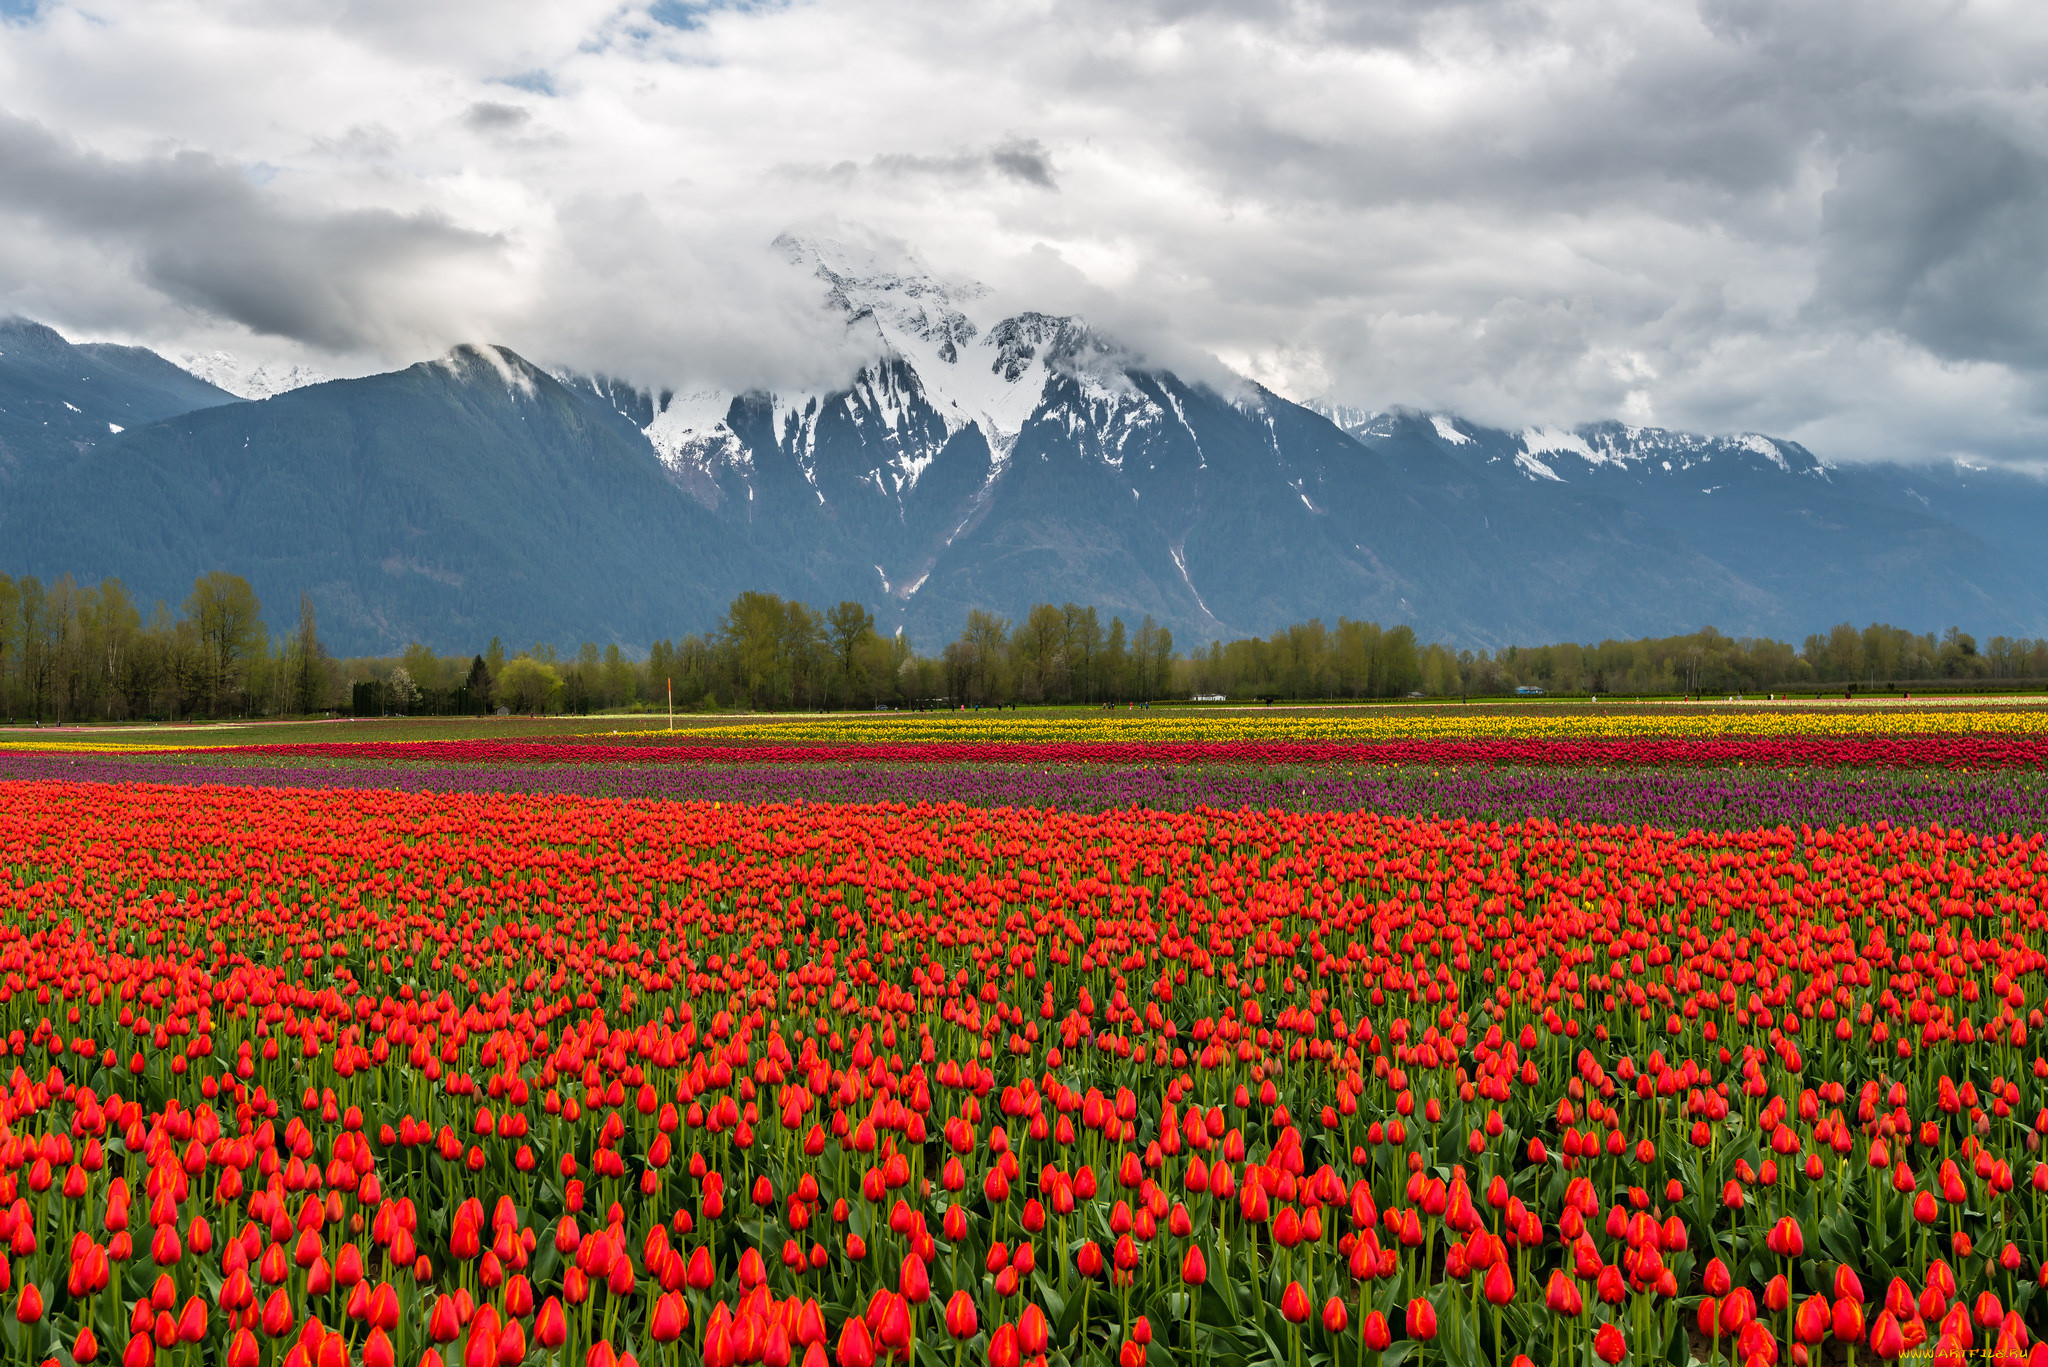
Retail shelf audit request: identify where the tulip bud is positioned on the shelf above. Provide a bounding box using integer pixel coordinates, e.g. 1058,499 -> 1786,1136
925,1289 -> 969,1343
648,1293 -> 687,1345
1871,1312 -> 1906,1360
535,1299 -> 568,1350
1018,1304 -> 1049,1355
1795,1296 -> 1830,1344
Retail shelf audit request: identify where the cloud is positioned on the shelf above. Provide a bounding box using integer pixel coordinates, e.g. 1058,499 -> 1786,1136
463,102 -> 532,133
1,0 -> 2046,463
0,110 -> 508,354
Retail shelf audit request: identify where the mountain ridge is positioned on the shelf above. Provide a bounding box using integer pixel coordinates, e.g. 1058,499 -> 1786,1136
4,266 -> 2047,654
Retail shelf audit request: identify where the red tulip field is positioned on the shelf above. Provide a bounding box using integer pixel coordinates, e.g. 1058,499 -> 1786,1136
2,710 -> 2047,1367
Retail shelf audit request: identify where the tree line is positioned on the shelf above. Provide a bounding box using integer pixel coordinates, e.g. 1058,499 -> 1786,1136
0,572 -> 326,723
5,571 -> 2046,721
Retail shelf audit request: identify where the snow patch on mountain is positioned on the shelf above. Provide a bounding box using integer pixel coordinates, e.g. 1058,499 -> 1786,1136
1430,414 -> 1471,445
784,234 -> 1140,452
1521,426 -> 1607,466
176,351 -> 329,400
644,388 -> 754,490
1737,433 -> 1791,472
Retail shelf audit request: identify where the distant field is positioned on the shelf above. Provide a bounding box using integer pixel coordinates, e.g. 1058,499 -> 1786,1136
7,691 -> 2048,749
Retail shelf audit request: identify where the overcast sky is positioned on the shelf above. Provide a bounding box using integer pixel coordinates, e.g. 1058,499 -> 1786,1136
3,0 -> 2046,466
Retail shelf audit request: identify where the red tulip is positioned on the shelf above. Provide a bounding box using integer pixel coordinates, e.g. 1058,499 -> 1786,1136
1018,1304 -> 1049,1355
1871,1312 -> 1907,1360
1280,1282 -> 1311,1324
835,1316 -> 876,1367
899,1254 -> 930,1305
937,1287 -> 978,1344
1546,1272 -> 1583,1318
1407,1299 -> 1438,1341
1181,1246 -> 1207,1285
1795,1296 -> 1830,1345
1594,1322 -> 1627,1365
649,1293 -> 687,1345
522,1296 -> 562,1351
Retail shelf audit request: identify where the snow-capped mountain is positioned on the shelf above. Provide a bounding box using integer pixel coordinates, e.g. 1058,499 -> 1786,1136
536,241 -> 2048,647
1321,407 -> 1833,488
624,235 -> 1139,507
8,278 -> 2048,654
574,235 -> 1215,617
174,350 -> 331,401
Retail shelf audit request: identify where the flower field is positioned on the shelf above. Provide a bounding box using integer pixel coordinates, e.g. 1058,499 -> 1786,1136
1,704 -> 2046,1367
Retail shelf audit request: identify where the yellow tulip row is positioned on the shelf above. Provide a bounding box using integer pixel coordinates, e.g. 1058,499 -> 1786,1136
656,707 -> 2048,744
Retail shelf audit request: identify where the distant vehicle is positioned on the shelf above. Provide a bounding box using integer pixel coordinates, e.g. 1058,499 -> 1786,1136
1191,693 -> 1227,702
1514,685 -> 1545,696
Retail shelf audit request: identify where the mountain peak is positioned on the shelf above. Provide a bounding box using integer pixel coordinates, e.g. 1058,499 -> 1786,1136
0,315 -> 76,359
434,343 -> 545,397
174,350 -> 330,401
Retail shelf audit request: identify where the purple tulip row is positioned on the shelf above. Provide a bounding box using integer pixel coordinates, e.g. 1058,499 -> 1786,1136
4,750 -> 2045,829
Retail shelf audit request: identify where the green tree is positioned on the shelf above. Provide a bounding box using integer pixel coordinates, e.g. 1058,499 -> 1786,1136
1421,644 -> 1461,696
462,655 -> 493,714
1376,625 -> 1421,697
957,609 -> 1010,704
783,602 -> 830,709
1010,603 -> 1066,702
17,576 -> 47,719
602,643 -> 635,708
293,595 -> 328,714
1102,617 -> 1128,702
827,601 -> 877,704
0,573 -> 17,717
1061,604 -> 1101,701
721,591 -> 793,709
496,656 -> 563,713
401,641 -> 446,712
183,571 -> 264,716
